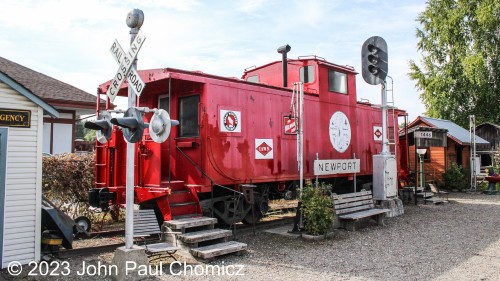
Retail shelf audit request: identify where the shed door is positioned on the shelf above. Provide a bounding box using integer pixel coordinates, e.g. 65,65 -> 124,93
0,128 -> 8,267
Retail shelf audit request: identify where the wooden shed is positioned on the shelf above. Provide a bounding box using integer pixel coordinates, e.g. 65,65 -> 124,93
475,122 -> 500,167
402,116 -> 489,183
0,70 -> 58,267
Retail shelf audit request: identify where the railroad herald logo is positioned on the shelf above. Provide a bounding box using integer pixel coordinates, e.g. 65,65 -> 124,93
256,142 -> 272,156
255,139 -> 274,159
223,112 -> 238,131
373,126 -> 383,141
220,110 -> 241,133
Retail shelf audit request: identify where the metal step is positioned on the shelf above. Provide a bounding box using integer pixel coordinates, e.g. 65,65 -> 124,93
424,197 -> 446,204
171,189 -> 190,194
160,180 -> 185,191
165,217 -> 217,230
179,229 -> 232,244
417,192 -> 434,198
190,241 -> 247,259
170,202 -> 198,207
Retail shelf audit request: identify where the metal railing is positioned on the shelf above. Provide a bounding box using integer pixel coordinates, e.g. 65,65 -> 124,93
175,146 -> 245,235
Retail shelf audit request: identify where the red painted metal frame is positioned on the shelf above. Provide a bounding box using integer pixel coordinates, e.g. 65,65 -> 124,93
93,57 -> 407,219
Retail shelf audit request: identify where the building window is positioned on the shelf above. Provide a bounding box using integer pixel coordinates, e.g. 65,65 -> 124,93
423,148 -> 431,162
299,66 -> 315,83
247,75 -> 259,83
178,95 -> 200,137
328,70 -> 347,94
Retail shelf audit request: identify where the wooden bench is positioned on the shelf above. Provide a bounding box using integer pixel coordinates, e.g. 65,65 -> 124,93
332,190 -> 390,231
133,209 -> 180,260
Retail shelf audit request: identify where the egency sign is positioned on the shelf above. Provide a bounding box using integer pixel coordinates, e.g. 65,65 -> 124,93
0,109 -> 30,128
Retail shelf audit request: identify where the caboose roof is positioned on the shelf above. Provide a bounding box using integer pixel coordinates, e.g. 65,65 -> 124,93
242,56 -> 357,77
98,67 -> 293,98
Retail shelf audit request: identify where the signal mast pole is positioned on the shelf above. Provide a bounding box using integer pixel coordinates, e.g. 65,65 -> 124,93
381,81 -> 389,155
124,9 -> 143,249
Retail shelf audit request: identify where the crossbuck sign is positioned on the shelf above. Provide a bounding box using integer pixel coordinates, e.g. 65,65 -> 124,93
106,31 -> 146,102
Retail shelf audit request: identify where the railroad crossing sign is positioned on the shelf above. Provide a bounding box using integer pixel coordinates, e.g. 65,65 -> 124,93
106,30 -> 146,102
109,39 -> 145,97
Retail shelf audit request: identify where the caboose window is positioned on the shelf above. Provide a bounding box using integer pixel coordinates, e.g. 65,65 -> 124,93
247,75 -> 259,83
328,70 -> 347,94
300,66 -> 315,83
158,95 -> 170,113
178,95 -> 200,137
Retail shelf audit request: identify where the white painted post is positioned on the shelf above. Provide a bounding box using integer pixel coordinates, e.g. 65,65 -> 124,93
124,9 -> 144,249
297,82 -> 304,229
381,81 -> 389,155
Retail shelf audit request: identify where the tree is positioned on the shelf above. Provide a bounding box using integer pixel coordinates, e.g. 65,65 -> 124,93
409,0 -> 500,127
75,119 -> 85,139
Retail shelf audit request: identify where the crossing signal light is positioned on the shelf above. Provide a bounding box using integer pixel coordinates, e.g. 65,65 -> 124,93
110,107 -> 146,143
361,36 -> 388,85
149,109 -> 179,143
84,111 -> 113,143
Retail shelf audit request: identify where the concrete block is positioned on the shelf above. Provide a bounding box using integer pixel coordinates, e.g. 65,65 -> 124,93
111,246 -> 149,281
377,198 -> 404,217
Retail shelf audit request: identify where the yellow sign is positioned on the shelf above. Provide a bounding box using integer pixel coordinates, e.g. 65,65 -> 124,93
0,108 -> 31,128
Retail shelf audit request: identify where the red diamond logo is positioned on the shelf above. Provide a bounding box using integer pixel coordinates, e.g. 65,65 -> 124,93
256,142 -> 272,156
374,129 -> 382,138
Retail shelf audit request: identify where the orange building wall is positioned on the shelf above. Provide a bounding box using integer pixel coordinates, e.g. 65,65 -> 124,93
409,145 -> 446,183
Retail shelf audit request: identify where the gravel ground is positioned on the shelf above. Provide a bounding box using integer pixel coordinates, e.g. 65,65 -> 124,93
1,192 -> 499,280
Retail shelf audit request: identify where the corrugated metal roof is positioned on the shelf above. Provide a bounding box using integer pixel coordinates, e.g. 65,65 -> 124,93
421,116 -> 489,145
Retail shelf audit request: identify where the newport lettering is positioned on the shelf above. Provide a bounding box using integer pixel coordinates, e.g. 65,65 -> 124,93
314,159 -> 360,175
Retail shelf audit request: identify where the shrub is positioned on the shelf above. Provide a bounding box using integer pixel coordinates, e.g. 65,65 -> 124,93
442,162 -> 467,191
42,153 -> 112,230
301,183 -> 334,236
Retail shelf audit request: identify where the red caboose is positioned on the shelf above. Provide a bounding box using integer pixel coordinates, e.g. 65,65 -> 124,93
88,52 -> 407,225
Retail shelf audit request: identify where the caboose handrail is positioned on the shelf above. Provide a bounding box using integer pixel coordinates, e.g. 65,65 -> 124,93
175,146 -> 244,196
176,145 -> 246,236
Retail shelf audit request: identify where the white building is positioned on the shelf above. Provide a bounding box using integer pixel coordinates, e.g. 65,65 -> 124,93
0,68 -> 59,268
0,56 -> 105,155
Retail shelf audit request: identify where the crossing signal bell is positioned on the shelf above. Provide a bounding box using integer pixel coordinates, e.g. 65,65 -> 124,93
110,107 -> 145,143
361,36 -> 388,85
149,109 -> 179,143
84,111 -> 113,144
110,107 -> 179,143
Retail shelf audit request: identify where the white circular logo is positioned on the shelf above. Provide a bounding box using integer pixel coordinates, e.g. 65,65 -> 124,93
223,111 -> 238,131
329,111 -> 351,153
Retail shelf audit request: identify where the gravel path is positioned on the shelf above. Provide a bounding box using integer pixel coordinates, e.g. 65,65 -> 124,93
1,192 -> 499,280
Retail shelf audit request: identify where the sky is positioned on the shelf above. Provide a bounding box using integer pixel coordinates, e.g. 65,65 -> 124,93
0,0 -> 427,121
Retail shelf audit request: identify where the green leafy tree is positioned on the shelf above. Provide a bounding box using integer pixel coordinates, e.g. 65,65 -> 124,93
409,0 -> 500,127
84,129 -> 96,142
75,119 -> 85,139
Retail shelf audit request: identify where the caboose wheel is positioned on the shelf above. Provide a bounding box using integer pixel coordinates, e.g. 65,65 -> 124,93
242,206 -> 262,225
242,189 -> 270,225
283,190 -> 294,200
